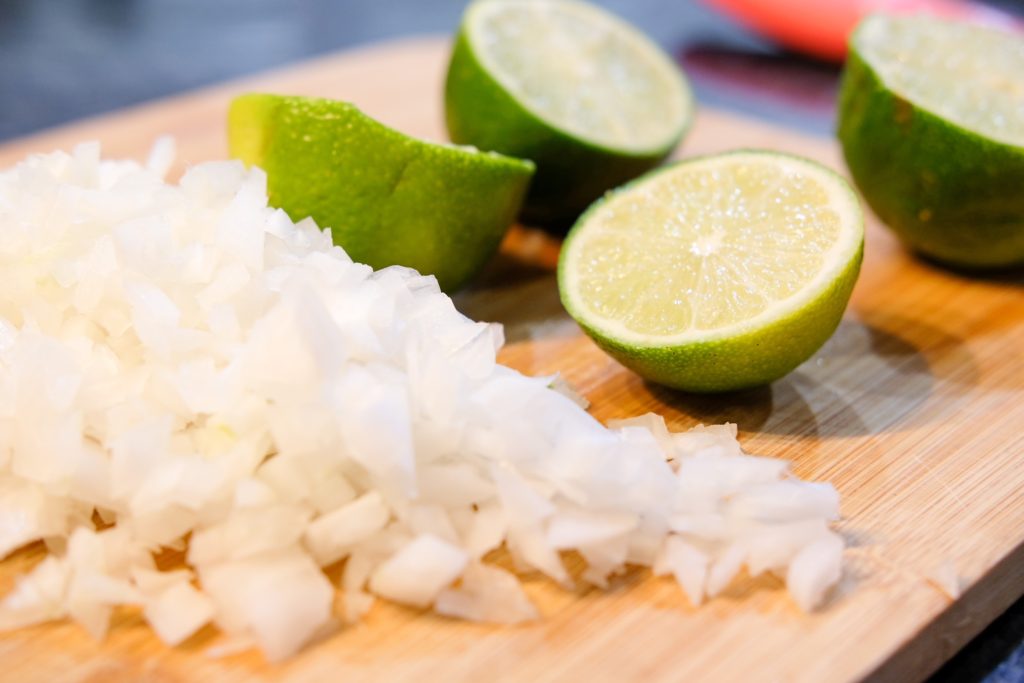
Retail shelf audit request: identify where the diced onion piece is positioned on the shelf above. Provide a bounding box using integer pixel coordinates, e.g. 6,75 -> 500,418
369,535 -> 468,608
786,532 -> 844,611
144,580 -> 216,646
0,556 -> 69,630
199,550 -> 334,662
436,562 -> 538,624
303,492 -> 390,566
656,536 -> 709,607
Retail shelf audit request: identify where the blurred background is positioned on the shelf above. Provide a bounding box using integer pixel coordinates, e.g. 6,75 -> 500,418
0,0 -> 800,141
2,0 -> 1021,142
0,0 -> 1022,680
10,0 -> 1019,142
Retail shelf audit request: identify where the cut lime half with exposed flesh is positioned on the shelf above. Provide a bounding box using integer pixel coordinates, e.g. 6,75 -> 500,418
838,14 -> 1024,269
558,150 -> 865,393
445,0 -> 693,229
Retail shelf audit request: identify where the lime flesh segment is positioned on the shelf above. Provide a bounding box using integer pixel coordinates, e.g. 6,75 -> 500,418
445,0 -> 693,229
558,151 -> 864,392
858,15 -> 1024,148
469,0 -> 689,153
228,94 -> 534,292
838,15 -> 1024,269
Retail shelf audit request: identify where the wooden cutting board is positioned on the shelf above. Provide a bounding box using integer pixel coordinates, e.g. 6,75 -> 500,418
0,37 -> 1022,683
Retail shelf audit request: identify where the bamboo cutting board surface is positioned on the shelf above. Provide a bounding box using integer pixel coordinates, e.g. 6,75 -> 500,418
0,37 -> 1022,683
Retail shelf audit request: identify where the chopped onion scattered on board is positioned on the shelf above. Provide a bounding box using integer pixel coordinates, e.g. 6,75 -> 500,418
0,142 -> 844,660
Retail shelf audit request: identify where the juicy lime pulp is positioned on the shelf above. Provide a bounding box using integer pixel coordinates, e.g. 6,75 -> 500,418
855,14 -> 1024,149
463,0 -> 691,154
558,151 -> 864,392
562,152 -> 863,343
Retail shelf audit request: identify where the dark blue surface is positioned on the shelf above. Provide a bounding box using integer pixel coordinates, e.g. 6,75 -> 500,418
0,1 -> 1021,680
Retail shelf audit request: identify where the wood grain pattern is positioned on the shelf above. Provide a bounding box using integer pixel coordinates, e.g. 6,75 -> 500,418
0,37 -> 1022,683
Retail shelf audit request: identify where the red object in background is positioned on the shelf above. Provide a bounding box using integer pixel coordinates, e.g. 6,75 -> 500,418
703,0 -> 1023,61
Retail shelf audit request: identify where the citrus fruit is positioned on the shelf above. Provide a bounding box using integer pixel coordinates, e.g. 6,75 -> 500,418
228,93 -> 535,291
445,0 -> 693,229
838,14 -> 1024,269
558,150 -> 864,393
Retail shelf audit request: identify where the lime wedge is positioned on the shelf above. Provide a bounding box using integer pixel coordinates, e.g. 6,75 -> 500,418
558,151 -> 864,392
228,93 -> 534,292
838,14 -> 1024,269
445,0 -> 693,228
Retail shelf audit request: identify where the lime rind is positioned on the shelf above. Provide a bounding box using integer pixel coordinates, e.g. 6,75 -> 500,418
571,244 -> 862,393
838,15 -> 1024,269
229,94 -> 534,292
229,94 -> 535,179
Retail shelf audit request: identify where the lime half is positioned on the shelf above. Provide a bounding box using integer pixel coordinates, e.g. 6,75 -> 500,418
838,14 -> 1024,269
445,0 -> 693,228
229,93 -> 534,292
558,151 -> 864,392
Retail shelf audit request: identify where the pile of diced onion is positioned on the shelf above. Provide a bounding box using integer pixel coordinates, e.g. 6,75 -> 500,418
0,142 -> 843,661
